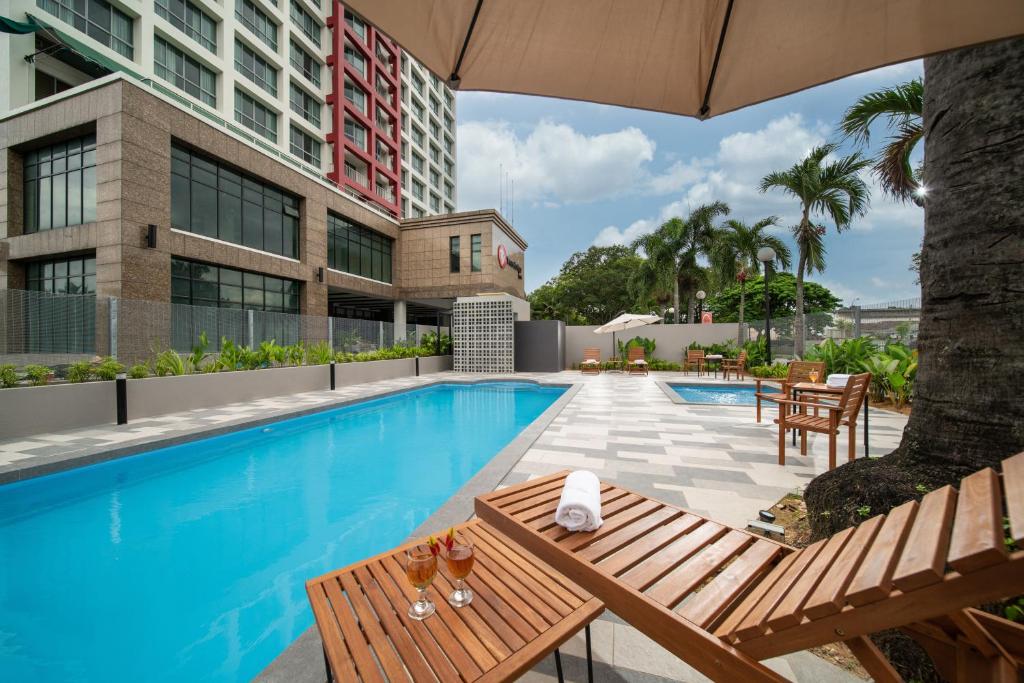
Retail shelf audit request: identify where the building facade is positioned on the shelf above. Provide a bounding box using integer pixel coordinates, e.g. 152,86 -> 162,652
399,52 -> 456,218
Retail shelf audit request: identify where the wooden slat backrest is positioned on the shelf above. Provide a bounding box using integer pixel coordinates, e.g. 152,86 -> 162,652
1005,453 -> 1024,545
627,346 -> 646,362
837,372 -> 872,424
687,349 -> 705,362
582,347 -> 601,362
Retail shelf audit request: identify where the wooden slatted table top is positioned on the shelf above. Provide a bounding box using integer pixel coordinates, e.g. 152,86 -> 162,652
306,519 -> 603,683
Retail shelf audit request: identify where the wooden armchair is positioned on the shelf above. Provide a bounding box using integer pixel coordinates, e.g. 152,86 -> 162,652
721,351 -> 748,380
754,361 -> 826,423
684,349 -> 705,375
627,346 -> 648,375
580,347 -> 602,374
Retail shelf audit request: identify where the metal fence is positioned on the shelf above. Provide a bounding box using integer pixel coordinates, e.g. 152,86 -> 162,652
0,289 -> 448,368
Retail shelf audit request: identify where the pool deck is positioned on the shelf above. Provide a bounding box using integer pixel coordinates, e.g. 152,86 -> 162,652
0,370 -> 908,682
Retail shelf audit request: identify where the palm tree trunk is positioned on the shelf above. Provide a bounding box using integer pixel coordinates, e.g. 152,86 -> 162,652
672,278 -> 681,324
737,281 -> 746,346
687,292 -> 696,324
793,240 -> 808,357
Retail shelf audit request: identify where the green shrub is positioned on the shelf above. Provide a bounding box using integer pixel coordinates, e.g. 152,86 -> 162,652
0,364 -> 18,388
24,364 -> 52,386
258,339 -> 284,367
154,349 -> 186,376
187,332 -> 210,373
419,330 -> 452,355
647,359 -> 681,371
127,363 -> 149,379
66,361 -> 94,383
748,363 -> 788,379
305,341 -> 333,365
217,338 -> 243,371
94,356 -> 125,381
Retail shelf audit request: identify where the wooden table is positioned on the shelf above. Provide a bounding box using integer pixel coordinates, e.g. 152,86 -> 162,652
306,519 -> 604,683
705,354 -> 724,378
789,382 -> 869,458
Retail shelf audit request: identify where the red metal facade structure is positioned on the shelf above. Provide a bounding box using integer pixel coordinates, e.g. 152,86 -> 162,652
325,3 -> 401,217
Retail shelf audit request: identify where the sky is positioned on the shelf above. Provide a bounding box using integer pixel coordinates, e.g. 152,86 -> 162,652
453,61 -> 924,307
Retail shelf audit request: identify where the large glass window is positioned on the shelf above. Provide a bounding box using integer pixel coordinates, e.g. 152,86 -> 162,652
234,88 -> 277,142
289,83 -> 321,127
344,10 -> 365,41
471,233 -> 482,272
289,1 -> 320,47
37,0 -> 133,58
154,37 -> 216,106
343,79 -> 366,113
290,40 -> 320,86
449,236 -> 460,273
327,213 -> 393,283
289,126 -> 320,166
344,44 -> 365,77
155,0 -> 216,52
171,144 -> 299,258
235,39 -> 277,96
343,118 -> 366,150
236,0 -> 277,51
25,255 -> 96,353
411,153 -> 424,174
24,134 -> 97,233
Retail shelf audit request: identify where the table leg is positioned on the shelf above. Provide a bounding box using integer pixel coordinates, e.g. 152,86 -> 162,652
863,397 -> 869,458
554,648 -> 565,683
792,388 -> 798,446
586,624 -> 594,683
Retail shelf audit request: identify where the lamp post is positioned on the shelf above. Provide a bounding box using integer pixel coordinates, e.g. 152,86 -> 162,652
757,247 -> 776,364
695,290 -> 706,323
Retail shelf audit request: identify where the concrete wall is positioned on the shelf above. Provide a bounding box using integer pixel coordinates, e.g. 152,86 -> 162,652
419,355 -> 453,374
565,323 -> 737,367
515,320 -> 565,372
0,381 -> 116,439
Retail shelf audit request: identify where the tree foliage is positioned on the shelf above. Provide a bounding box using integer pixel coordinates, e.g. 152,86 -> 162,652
705,273 -> 841,322
528,245 -> 648,325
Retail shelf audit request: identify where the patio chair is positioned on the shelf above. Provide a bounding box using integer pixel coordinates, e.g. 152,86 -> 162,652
580,347 -> 601,374
684,349 -> 705,375
721,351 -> 748,380
476,452 -> 1024,683
626,346 -> 648,376
754,361 -> 826,423
762,372 -> 871,471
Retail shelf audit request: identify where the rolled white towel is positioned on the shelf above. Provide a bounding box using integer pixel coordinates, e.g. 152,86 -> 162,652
826,373 -> 851,388
554,470 -> 604,532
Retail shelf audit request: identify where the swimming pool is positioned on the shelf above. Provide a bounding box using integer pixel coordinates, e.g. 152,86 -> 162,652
0,381 -> 566,683
670,383 -> 758,405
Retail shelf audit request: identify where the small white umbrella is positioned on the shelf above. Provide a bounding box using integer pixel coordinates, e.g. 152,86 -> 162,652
594,313 -> 662,360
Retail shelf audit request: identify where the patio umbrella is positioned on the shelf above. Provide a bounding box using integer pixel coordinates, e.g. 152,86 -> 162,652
345,0 -> 1023,119
594,313 -> 662,359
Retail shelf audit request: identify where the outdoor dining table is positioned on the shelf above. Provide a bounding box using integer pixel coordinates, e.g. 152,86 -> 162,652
306,518 -> 603,683
705,354 -> 724,378
789,381 -> 870,458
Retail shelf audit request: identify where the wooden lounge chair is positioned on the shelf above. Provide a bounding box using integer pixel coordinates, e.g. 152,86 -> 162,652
684,349 -> 705,376
580,347 -> 601,374
721,351 -> 748,380
754,361 -> 826,423
476,452 -> 1024,683
762,372 -> 871,471
626,346 -> 648,376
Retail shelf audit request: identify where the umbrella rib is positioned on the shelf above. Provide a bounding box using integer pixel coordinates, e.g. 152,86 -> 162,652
449,0 -> 485,87
698,0 -> 735,119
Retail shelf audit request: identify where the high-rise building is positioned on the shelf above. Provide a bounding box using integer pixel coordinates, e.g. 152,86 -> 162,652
399,51 -> 457,219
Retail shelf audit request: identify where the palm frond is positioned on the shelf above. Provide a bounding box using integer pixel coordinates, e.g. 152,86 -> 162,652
876,121 -> 924,202
838,79 -> 923,145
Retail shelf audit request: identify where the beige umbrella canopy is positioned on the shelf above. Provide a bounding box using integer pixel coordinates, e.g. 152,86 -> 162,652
346,0 -> 1024,119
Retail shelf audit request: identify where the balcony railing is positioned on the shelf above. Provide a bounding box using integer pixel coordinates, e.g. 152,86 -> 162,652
344,163 -> 368,188
375,81 -> 390,100
376,183 -> 395,203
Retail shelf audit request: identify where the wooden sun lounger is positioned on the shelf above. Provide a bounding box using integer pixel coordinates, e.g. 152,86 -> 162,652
476,452 -> 1024,682
580,347 -> 602,374
626,346 -> 648,375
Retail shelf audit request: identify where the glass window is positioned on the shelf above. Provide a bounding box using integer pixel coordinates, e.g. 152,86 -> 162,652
343,78 -> 366,113
24,134 -> 97,233
412,72 -> 424,95
344,44 -> 365,77
290,40 -> 320,86
429,120 -> 440,139
236,0 -> 277,51
411,179 -> 424,200
429,168 -> 440,187
37,0 -> 133,58
235,39 -> 277,97
444,158 -> 454,176
471,233 -> 481,272
171,144 -> 299,258
155,0 -> 216,52
344,10 -> 365,41
411,153 -> 424,174
430,144 -> 441,164
25,255 -> 97,353
444,181 -> 454,199
234,88 -> 277,142
27,255 -> 96,294
290,0 -> 320,47
449,236 -> 460,273
289,83 -> 321,127
430,193 -> 440,212
343,118 -> 366,150
327,213 -> 393,283
289,125 -> 320,166
411,126 -> 424,146
154,36 -> 216,106
410,99 -> 424,121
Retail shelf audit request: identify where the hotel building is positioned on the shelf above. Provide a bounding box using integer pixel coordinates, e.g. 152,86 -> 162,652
0,1 -> 523,357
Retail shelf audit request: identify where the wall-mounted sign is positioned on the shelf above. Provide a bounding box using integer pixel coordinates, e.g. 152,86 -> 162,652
701,311 -> 713,324
497,244 -> 523,278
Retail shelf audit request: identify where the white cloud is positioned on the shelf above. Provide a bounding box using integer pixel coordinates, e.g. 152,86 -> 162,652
457,119 -> 656,209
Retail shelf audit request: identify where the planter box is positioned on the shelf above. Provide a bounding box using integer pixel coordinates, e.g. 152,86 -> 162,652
419,355 -> 454,374
127,364 -> 330,421
336,357 -> 417,385
0,381 -> 117,440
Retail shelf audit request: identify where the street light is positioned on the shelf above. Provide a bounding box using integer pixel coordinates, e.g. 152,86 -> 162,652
757,247 -> 776,364
695,290 -> 706,323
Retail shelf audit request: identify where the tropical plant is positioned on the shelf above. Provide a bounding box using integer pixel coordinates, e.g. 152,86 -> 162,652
419,330 -> 452,355
529,245 -> 649,324
217,338 -> 244,372
66,361 -> 94,383
838,78 -> 924,204
286,342 -> 306,367
24,364 -> 52,386
258,339 -> 284,367
154,349 -> 187,377
0,364 -> 19,388
760,144 -> 870,356
802,337 -> 877,375
747,363 -> 789,379
94,356 -> 125,381
127,363 -> 149,379
186,332 -> 210,373
618,336 -> 655,360
305,341 -> 334,365
861,344 -> 918,408
710,217 -> 791,345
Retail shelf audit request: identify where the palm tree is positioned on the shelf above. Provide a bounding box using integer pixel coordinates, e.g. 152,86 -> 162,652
631,202 -> 730,324
838,79 -> 923,204
759,144 -> 870,356
711,217 -> 791,345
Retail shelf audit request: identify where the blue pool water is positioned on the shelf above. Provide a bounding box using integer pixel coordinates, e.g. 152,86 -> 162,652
671,384 -> 758,405
0,382 -> 565,683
